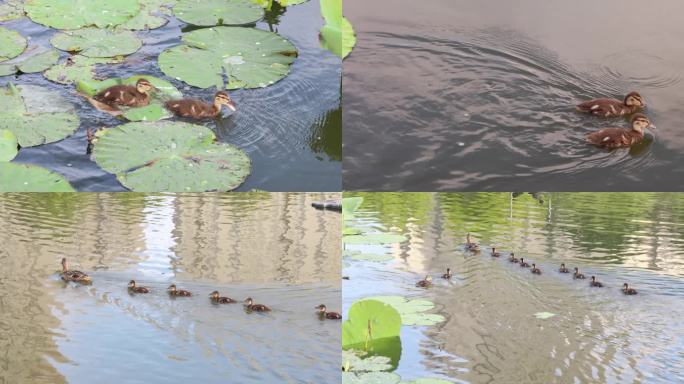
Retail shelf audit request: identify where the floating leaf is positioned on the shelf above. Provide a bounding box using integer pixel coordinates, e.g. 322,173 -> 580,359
44,55 -> 123,85
0,163 -> 75,192
174,0 -> 264,26
342,299 -> 401,350
402,379 -> 455,384
343,350 -> 392,373
0,84 -> 80,148
343,227 -> 363,236
0,47 -> 60,76
117,0 -> 178,30
534,312 -> 556,320
0,27 -> 27,62
343,234 -> 408,245
277,0 -> 308,5
158,26 -> 297,89
343,196 -> 364,219
92,121 -> 251,192
0,0 -> 24,22
25,0 -> 141,29
368,296 -> 445,326
344,372 -> 402,384
0,130 -> 18,162
350,253 -> 394,262
319,0 -> 355,58
51,28 -> 142,58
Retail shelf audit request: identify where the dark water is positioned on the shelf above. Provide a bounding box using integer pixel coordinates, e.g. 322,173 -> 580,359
343,192 -> 684,383
1,1 -> 341,191
0,192 -> 341,383
343,0 -> 684,191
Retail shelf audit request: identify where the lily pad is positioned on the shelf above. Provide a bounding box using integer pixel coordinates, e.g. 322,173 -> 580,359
350,253 -> 394,262
0,163 -> 75,192
343,196 -> 363,219
534,312 -> 556,320
0,0 -> 24,22
51,28 -> 142,58
118,0 -> 178,30
343,227 -> 363,236
174,0 -> 264,26
25,0 -> 141,29
0,130 -> 18,162
0,27 -> 27,62
0,47 -> 60,76
277,0 -> 308,5
158,26 -> 297,89
368,296 -> 445,326
319,0 -> 355,59
343,234 -> 408,245
342,299 -> 401,350
343,350 -> 392,373
402,379 -> 454,384
92,121 -> 251,192
344,372 -> 402,384
44,55 -> 124,85
0,84 -> 80,148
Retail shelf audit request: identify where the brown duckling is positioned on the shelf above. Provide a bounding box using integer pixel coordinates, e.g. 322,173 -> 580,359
590,276 -> 604,288
559,263 -> 570,273
416,275 -> 433,287
244,297 -> 271,312
210,290 -> 236,304
573,267 -> 586,279
165,91 -> 236,119
577,91 -> 645,117
519,258 -> 530,268
167,284 -> 192,296
60,258 -> 92,284
508,253 -> 519,263
94,78 -> 156,108
316,304 -> 342,320
622,283 -> 638,295
531,263 -> 542,275
465,233 -> 480,252
441,268 -> 452,279
128,280 -> 150,293
491,247 -> 501,257
586,114 -> 655,149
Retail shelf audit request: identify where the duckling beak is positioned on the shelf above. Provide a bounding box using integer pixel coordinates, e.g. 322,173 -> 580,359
226,100 -> 237,112
648,124 -> 656,131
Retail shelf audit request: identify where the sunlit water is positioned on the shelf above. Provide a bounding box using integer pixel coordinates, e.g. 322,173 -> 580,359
343,192 -> 684,383
0,193 -> 341,384
0,2 -> 341,191
343,0 -> 684,191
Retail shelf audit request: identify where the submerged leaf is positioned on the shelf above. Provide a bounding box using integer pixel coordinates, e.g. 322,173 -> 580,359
0,27 -> 27,62
174,0 -> 264,26
51,28 -> 142,58
0,163 -> 75,192
25,0 -> 141,29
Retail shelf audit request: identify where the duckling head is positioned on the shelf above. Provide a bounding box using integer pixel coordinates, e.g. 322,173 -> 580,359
128,280 -> 136,288
244,297 -> 254,306
426,275 -> 433,282
591,276 -> 596,282
136,78 -> 156,94
210,291 -> 220,299
315,304 -> 327,313
446,268 -> 451,274
623,283 -> 629,289
215,91 -> 237,112
61,258 -> 68,271
574,267 -> 579,272
167,284 -> 177,293
532,263 -> 536,268
630,113 -> 655,133
624,91 -> 645,107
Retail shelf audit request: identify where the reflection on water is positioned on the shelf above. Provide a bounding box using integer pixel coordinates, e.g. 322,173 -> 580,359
343,192 -> 684,383
0,193 -> 341,384
343,0 -> 684,191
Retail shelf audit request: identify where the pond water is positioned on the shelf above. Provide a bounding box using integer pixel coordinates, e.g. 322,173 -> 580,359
343,192 -> 684,383
343,0 -> 684,191
0,192 -> 341,384
1,1 -> 341,191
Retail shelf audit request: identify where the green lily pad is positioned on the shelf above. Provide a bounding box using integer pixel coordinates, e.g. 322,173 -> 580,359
277,0 -> 308,5
344,372 -> 402,384
0,0 -> 24,22
350,253 -> 394,262
25,0 -> 141,29
342,299 -> 401,350
319,0 -> 356,58
174,0 -> 264,26
343,234 -> 408,245
0,47 -> 60,76
343,196 -> 363,219
118,0 -> 177,30
402,379 -> 454,384
44,55 -> 124,85
368,296 -> 445,326
0,27 -> 27,62
51,28 -> 142,58
0,162 -> 75,192
343,350 -> 392,373
343,227 -> 363,236
158,26 -> 297,89
0,84 -> 80,148
92,121 -> 251,192
534,312 -> 556,320
0,130 -> 18,162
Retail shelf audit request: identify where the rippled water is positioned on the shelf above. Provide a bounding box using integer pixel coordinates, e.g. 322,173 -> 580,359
1,1 -> 341,191
0,192 -> 341,383
343,0 -> 684,191
343,192 -> 684,383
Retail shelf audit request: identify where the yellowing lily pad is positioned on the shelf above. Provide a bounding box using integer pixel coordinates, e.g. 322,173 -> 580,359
51,28 -> 142,58
0,162 -> 75,192
25,0 -> 141,29
0,27 -> 27,62
174,0 -> 264,26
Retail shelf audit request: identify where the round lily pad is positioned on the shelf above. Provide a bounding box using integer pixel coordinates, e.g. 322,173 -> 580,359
51,28 -> 142,58
0,0 -> 25,22
158,26 -> 297,89
25,0 -> 141,29
0,162 -> 75,192
44,55 -> 124,85
0,130 -> 18,162
350,253 -> 394,262
343,372 -> 401,384
0,47 -> 60,76
368,296 -> 445,326
117,0 -> 177,30
174,0 -> 264,26
0,27 -> 27,62
92,121 -> 251,192
343,234 -> 408,245
342,299 -> 401,349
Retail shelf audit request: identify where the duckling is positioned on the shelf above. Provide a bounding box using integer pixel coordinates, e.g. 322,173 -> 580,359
519,258 -> 530,268
210,290 -> 236,304
508,253 -> 519,263
244,297 -> 271,312
60,258 -> 92,284
416,275 -> 433,287
622,283 -> 638,295
316,304 -> 342,320
465,233 -> 480,252
573,267 -> 586,279
165,91 -> 236,119
586,114 -> 655,149
490,247 -> 501,257
94,78 -> 156,108
559,263 -> 570,273
167,284 -> 192,296
577,91 -> 645,117
590,276 -> 603,288
441,268 -> 452,279
531,263 -> 542,275
128,280 -> 150,293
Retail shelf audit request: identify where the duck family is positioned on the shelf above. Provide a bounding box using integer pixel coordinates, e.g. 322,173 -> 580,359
59,258 -> 341,319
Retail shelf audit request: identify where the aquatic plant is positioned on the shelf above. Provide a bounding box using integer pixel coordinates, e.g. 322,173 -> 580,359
0,47 -> 60,77
174,0 -> 264,26
25,0 -> 141,29
367,296 -> 445,326
0,27 -> 26,62
44,56 -> 124,85
342,299 -> 401,351
50,28 -> 142,58
118,0 -> 178,30
319,0 -> 356,58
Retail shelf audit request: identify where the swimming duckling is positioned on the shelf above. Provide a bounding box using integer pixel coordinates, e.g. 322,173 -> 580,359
586,114 -> 655,149
577,91 -> 645,117
416,275 -> 433,287
573,267 -> 586,279
519,258 -> 530,268
622,283 -> 638,295
128,280 -> 150,293
210,290 -> 236,304
244,297 -> 271,312
165,91 -> 237,119
590,276 -> 603,288
60,258 -> 92,284
94,78 -> 157,108
441,268 -> 452,279
316,304 -> 342,320
559,263 -> 569,273
491,247 -> 501,257
465,233 -> 480,252
531,263 -> 542,275
167,284 -> 192,296
508,253 -> 519,263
